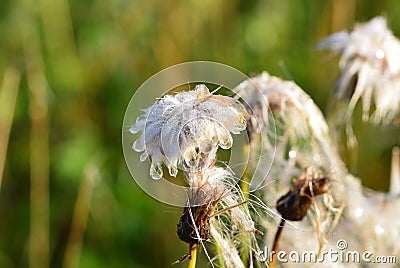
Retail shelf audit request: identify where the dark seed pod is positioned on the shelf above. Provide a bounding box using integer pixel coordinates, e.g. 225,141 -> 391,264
177,207 -> 209,244
276,175 -> 329,221
177,203 -> 216,244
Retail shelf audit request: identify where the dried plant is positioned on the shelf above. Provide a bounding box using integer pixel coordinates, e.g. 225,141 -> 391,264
276,170 -> 330,222
318,16 -> 400,125
270,169 -> 330,268
129,17 -> 400,267
131,85 -> 259,268
237,71 -> 400,267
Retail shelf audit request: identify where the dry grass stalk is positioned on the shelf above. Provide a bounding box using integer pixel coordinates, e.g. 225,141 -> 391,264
0,68 -> 20,191
62,159 -> 100,268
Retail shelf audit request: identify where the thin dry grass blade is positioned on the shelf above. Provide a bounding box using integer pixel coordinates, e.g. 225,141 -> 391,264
27,64 -> 50,268
0,67 -> 20,191
20,0 -> 50,266
63,158 -> 100,268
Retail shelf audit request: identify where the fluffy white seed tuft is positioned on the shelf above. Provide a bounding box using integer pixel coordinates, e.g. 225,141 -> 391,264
130,84 -> 248,179
238,71 -> 400,266
318,16 -> 400,124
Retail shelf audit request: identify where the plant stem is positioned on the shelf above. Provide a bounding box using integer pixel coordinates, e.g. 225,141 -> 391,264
187,244 -> 197,268
239,143 -> 251,266
63,158 -> 99,268
269,218 -> 285,268
21,0 -> 50,264
240,143 -> 251,199
214,242 -> 225,268
0,67 -> 20,191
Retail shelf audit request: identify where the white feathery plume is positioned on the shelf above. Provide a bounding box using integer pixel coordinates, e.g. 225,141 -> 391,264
236,72 -> 344,185
238,72 -> 400,267
210,226 -> 245,268
130,84 -> 247,179
318,16 -> 400,124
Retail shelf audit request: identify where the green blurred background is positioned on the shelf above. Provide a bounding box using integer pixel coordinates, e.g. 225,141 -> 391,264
0,0 -> 399,267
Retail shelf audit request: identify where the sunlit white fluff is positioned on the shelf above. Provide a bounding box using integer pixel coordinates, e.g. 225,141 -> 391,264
238,71 -> 400,267
237,72 -> 344,182
206,168 -> 259,267
189,166 -> 257,233
318,16 -> 400,124
131,85 -> 257,267
210,226 -> 245,268
186,167 -> 259,267
130,84 -> 248,179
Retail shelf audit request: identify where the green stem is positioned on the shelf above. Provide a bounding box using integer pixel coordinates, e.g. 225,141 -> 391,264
187,244 -> 197,268
241,143 -> 251,199
239,143 -> 251,265
215,243 -> 225,268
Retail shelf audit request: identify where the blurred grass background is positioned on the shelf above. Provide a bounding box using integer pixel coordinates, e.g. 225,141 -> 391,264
0,0 -> 399,267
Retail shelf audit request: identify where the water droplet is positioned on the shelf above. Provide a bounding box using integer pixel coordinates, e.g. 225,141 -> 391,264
217,128 -> 232,149
133,139 -> 145,152
150,164 -> 163,180
219,136 -> 232,150
233,121 -> 246,133
183,149 -> 198,167
140,151 -> 148,162
183,148 -> 198,162
168,165 -> 178,177
235,115 -> 247,131
129,125 -> 139,134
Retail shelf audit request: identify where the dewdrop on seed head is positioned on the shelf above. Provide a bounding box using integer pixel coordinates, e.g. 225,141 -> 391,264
130,84 -> 248,179
318,16 -> 400,124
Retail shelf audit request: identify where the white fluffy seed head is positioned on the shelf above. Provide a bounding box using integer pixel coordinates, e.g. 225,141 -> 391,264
130,84 -> 248,179
239,71 -> 400,265
318,16 -> 400,124
237,72 -> 342,172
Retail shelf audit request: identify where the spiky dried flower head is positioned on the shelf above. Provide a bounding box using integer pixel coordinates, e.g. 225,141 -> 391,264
130,84 -> 248,179
277,169 -> 330,221
176,167 -> 260,266
319,16 -> 400,124
177,167 -> 230,244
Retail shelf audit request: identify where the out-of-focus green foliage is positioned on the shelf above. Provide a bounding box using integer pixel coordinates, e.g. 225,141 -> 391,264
0,0 -> 399,267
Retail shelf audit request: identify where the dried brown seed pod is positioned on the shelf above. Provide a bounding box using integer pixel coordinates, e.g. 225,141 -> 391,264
177,203 -> 218,245
276,173 -> 330,221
